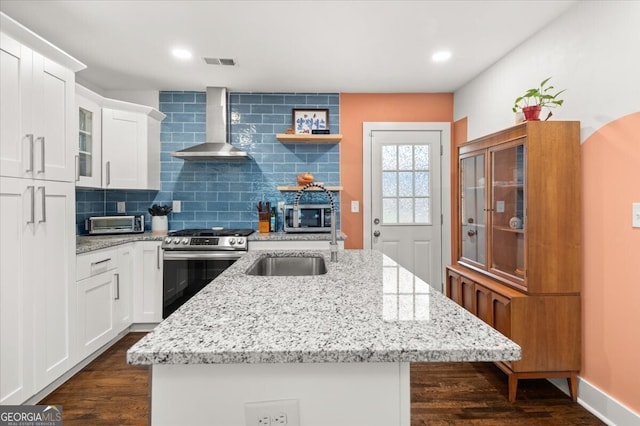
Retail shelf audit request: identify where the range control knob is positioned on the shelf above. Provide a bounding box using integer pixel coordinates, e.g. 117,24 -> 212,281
164,237 -> 172,244
182,238 -> 189,244
237,237 -> 245,245
229,238 -> 236,245
173,238 -> 180,244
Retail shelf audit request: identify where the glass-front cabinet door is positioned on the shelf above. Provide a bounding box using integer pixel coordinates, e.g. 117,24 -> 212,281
76,88 -> 102,188
459,153 -> 486,267
490,142 -> 526,281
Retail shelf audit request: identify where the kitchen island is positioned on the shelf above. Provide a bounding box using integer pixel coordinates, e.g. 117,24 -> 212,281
127,250 -> 520,426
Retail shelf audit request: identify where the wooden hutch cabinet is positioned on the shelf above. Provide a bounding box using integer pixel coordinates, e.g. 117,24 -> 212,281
446,121 -> 581,402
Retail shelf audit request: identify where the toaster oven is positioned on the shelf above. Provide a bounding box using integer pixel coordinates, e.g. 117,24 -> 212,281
86,215 -> 145,235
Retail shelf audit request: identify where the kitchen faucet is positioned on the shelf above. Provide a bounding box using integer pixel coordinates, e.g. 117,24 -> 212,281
293,183 -> 338,262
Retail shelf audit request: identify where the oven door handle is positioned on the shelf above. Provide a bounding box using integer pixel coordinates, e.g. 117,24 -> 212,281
162,251 -> 245,261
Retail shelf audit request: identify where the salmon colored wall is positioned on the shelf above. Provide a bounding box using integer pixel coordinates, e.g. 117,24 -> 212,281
582,112 -> 640,411
339,93 -> 453,249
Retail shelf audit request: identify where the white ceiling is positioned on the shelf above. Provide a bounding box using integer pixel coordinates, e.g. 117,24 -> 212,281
0,0 -> 577,93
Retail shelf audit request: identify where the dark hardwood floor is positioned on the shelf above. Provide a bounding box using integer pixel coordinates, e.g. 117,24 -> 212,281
40,332 -> 604,425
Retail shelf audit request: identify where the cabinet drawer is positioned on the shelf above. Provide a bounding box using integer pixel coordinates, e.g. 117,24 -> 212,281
77,248 -> 118,280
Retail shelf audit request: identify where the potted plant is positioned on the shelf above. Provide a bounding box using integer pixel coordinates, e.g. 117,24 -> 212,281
512,77 -> 566,121
148,204 -> 172,235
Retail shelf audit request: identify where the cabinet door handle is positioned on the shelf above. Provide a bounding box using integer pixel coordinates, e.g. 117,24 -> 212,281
114,273 -> 120,300
38,186 -> 46,223
36,136 -> 45,174
157,246 -> 161,270
75,155 -> 80,182
27,185 -> 35,224
91,258 -> 112,266
25,134 -> 34,173
105,161 -> 111,186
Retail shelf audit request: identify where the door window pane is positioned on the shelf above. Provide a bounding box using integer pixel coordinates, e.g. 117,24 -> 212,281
383,198 -> 398,223
398,172 -> 413,197
380,144 -> 431,225
382,172 -> 397,197
382,145 -> 397,170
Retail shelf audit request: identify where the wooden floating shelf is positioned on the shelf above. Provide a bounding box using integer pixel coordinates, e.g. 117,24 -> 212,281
276,134 -> 342,143
277,185 -> 343,191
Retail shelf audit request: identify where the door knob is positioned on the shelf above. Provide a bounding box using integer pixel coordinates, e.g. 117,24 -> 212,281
373,230 -> 380,237
467,229 -> 477,237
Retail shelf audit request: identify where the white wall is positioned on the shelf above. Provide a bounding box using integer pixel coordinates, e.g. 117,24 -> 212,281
453,2 -> 640,424
454,0 -> 640,142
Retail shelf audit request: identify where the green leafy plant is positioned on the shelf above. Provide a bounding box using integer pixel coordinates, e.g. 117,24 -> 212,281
512,77 -> 566,113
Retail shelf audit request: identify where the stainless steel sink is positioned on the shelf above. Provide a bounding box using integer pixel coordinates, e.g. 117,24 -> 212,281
246,255 -> 327,276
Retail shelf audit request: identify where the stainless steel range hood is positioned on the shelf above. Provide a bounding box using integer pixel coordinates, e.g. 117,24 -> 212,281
171,87 -> 249,160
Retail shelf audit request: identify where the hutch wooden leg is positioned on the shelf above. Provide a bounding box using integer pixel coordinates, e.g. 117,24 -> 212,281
568,372 -> 578,402
508,374 -> 519,402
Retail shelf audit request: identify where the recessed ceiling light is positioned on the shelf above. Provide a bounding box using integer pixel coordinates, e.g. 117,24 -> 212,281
172,48 -> 193,60
432,50 -> 452,62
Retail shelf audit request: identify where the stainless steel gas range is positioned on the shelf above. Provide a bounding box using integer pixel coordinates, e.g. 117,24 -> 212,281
161,228 -> 254,319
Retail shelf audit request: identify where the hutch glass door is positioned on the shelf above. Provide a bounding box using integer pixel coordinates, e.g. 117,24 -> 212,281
490,143 -> 526,280
459,153 -> 486,266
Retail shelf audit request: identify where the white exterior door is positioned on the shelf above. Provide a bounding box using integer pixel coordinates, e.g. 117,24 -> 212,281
364,123 -> 451,291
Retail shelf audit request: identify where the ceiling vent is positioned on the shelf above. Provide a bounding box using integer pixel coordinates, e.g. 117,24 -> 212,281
203,57 -> 236,66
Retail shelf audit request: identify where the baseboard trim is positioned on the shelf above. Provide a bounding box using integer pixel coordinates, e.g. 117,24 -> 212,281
549,376 -> 639,426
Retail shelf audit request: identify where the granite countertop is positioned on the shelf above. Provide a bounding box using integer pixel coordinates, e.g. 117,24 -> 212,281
248,231 -> 347,241
127,250 -> 520,365
77,230 -> 347,254
76,232 -> 165,254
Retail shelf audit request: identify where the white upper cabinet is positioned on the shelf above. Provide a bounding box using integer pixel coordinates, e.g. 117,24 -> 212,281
75,84 -> 103,188
0,32 -> 77,182
102,104 -> 164,190
74,85 -> 165,190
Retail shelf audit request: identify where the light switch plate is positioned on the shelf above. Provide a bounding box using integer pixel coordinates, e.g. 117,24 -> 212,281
632,202 -> 640,228
351,200 -> 359,213
496,200 -> 505,213
172,200 -> 181,213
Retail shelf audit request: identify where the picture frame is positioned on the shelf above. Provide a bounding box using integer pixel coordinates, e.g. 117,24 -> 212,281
292,108 -> 329,134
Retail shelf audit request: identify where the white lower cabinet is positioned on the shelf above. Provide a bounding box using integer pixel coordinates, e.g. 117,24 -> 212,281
77,264 -> 116,358
0,177 -> 76,403
76,244 -> 135,358
0,177 -> 34,405
115,244 -> 134,333
133,241 -> 163,323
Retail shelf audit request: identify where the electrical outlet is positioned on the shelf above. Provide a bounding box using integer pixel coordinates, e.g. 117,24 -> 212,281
496,200 -> 505,213
351,200 -> 359,213
272,413 -> 287,424
633,202 -> 640,228
244,399 -> 299,426
172,200 -> 181,213
117,201 -> 126,213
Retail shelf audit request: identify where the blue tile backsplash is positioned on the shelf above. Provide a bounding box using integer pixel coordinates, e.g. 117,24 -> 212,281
76,91 -> 340,233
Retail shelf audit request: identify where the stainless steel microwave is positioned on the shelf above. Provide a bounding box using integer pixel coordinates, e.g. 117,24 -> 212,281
86,215 -> 145,235
283,204 -> 332,233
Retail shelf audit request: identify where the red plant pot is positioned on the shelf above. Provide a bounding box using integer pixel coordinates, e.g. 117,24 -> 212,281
522,105 -> 542,121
